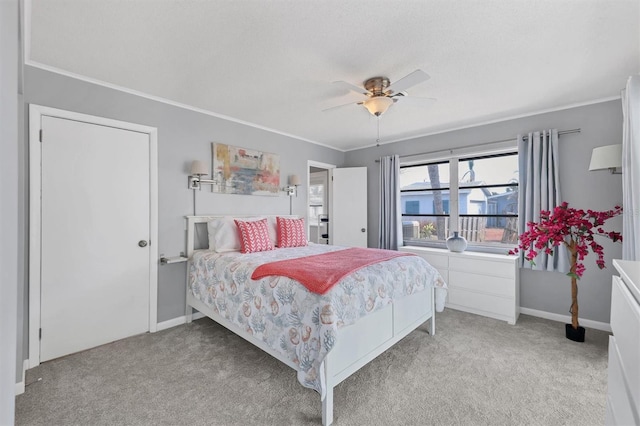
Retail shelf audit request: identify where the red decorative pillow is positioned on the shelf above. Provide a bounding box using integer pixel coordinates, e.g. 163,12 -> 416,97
234,219 -> 274,253
276,217 -> 307,248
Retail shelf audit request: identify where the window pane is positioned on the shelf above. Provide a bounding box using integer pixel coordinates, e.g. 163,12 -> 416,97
458,186 -> 519,215
402,216 -> 449,242
402,215 -> 518,245
457,153 -> 518,248
486,186 -> 519,216
458,155 -> 518,186
458,216 -> 519,244
401,189 -> 448,215
401,154 -> 519,250
400,163 -> 449,190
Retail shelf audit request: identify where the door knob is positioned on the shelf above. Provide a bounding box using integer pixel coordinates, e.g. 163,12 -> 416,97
138,240 -> 148,247
361,228 -> 366,233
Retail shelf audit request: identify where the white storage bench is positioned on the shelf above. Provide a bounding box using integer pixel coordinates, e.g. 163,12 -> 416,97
400,246 -> 520,324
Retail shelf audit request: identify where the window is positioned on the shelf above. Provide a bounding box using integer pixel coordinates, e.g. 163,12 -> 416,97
400,152 -> 518,251
405,200 -> 420,214
433,200 -> 449,214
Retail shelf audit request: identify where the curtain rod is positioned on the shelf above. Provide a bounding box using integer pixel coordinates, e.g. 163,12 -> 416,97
374,128 -> 581,163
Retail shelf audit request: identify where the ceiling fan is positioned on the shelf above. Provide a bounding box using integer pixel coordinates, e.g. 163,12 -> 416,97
323,69 -> 436,116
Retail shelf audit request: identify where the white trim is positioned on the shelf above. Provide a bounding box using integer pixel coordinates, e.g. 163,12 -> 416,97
28,104 -> 159,367
148,129 -> 158,332
307,160 -> 337,170
15,380 -> 24,396
28,105 -> 41,367
23,59 -> 342,152
29,104 -> 159,134
520,307 -> 612,333
14,360 -> 27,396
156,312 -> 205,332
349,96 -> 622,152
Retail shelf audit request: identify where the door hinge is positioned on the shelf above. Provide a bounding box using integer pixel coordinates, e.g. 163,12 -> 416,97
39,328 -> 42,340
39,129 -> 43,142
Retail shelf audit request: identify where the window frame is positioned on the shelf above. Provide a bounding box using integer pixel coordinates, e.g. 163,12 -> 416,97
400,151 -> 519,254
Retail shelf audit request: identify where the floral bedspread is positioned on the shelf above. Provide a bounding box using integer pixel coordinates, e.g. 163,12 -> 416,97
188,243 -> 447,396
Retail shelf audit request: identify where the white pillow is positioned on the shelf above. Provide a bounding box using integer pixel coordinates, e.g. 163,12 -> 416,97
207,216 -> 267,252
265,217 -> 277,247
207,217 -> 237,252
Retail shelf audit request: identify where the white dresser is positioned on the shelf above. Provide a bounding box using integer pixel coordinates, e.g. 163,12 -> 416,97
399,246 -> 520,324
606,259 -> 640,425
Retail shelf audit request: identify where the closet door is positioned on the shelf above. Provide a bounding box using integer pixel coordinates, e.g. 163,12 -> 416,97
39,115 -> 151,362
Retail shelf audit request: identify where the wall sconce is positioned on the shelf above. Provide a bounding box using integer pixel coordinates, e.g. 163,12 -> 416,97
188,160 -> 217,190
588,144 -> 622,174
284,174 -> 301,215
284,174 -> 301,196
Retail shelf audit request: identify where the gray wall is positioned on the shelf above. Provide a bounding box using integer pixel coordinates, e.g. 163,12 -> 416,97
16,63 -> 625,386
19,65 -> 345,368
1,0 -> 19,420
345,100 -> 624,323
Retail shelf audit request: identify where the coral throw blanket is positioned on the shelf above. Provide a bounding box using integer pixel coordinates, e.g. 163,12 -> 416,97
251,247 -> 414,295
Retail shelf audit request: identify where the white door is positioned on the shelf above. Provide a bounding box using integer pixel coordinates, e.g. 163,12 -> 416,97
331,167 -> 368,247
40,115 -> 151,362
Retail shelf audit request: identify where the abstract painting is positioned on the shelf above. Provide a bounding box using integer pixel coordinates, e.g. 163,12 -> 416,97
212,143 -> 280,195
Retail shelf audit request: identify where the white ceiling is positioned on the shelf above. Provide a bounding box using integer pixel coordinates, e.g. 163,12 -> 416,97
28,0 -> 639,151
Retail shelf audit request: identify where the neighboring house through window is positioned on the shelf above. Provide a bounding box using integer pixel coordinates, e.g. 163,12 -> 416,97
405,200 -> 420,214
433,199 -> 450,214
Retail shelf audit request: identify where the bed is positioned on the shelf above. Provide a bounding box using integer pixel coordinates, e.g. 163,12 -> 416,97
185,215 -> 447,425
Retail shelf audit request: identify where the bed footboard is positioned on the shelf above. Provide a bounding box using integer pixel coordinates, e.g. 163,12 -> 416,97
320,287 -> 435,425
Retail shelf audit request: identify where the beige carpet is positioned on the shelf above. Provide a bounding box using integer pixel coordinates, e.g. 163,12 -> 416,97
16,309 -> 609,426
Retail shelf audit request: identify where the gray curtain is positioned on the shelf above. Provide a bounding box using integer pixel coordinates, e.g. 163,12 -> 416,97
378,155 -> 402,250
517,129 -> 569,272
622,75 -> 640,261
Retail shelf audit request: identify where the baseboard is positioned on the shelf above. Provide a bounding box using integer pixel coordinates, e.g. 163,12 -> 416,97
15,359 -> 28,395
156,311 -> 205,332
520,307 -> 612,333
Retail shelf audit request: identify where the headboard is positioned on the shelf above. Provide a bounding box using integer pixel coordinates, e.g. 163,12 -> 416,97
185,215 -> 299,259
185,215 -> 220,259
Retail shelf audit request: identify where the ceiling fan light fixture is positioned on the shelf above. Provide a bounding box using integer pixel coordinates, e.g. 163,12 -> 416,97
363,96 -> 393,117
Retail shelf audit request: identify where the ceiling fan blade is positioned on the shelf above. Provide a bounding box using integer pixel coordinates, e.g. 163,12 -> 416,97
321,100 -> 362,112
385,69 -> 431,95
332,80 -> 372,96
393,96 -> 437,107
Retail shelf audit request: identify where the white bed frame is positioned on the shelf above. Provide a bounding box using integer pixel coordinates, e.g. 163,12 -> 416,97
185,215 -> 436,425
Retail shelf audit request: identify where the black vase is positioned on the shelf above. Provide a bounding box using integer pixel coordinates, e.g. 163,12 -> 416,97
565,323 -> 585,342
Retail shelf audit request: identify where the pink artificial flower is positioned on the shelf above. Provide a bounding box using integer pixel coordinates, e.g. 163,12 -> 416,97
512,202 -> 623,279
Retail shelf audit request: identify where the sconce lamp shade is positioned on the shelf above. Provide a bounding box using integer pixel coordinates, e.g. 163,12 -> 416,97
289,174 -> 301,186
588,144 -> 622,171
363,96 -> 394,117
190,160 -> 208,176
